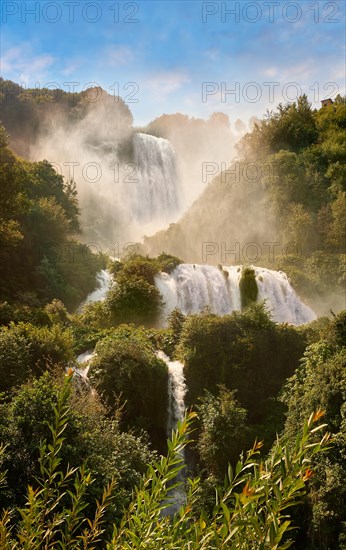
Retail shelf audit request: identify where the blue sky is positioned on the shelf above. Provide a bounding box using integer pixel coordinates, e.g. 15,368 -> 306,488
1,0 -> 345,127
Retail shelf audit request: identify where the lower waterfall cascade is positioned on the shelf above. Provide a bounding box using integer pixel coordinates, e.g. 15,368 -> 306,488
157,350 -> 187,514
157,351 -> 187,438
78,264 -> 316,326
77,269 -> 113,312
75,263 -> 317,513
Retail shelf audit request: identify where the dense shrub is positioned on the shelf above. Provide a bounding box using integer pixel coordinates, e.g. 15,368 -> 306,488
280,324 -> 346,549
196,386 -> 249,477
178,304 -> 306,423
105,276 -> 163,326
0,328 -> 31,392
89,325 -> 168,449
0,322 -> 74,392
106,254 -> 182,327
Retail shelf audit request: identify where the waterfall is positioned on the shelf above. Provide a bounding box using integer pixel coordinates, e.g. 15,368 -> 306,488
155,264 -> 316,325
77,269 -> 112,312
132,133 -> 180,223
72,350 -> 95,391
157,351 -> 187,514
256,268 -> 315,324
75,271 -> 108,376
157,351 -> 187,437
76,350 -> 95,378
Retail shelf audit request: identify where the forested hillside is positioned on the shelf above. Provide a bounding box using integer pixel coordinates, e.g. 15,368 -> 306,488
0,250 -> 344,548
145,95 -> 346,315
0,125 -> 105,310
0,87 -> 345,548
0,78 -> 133,158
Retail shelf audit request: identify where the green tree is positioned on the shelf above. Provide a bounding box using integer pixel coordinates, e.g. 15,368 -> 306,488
0,322 -> 73,392
196,386 -> 249,476
178,305 -> 305,424
89,327 -> 168,449
105,277 -> 162,326
0,327 -> 31,392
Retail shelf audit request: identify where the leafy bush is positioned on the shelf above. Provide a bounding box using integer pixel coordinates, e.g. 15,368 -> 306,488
178,305 -> 306,423
89,326 -> 168,449
196,386 -> 249,477
0,328 -> 31,392
105,276 -> 163,326
0,322 -> 74,391
279,310 -> 346,549
106,254 -> 182,327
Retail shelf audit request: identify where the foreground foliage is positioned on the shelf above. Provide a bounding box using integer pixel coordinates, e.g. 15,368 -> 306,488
0,372 -> 155,518
280,316 -> 346,549
0,372 -> 331,549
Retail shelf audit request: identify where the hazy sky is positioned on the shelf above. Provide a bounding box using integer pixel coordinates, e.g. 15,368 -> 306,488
1,0 -> 345,126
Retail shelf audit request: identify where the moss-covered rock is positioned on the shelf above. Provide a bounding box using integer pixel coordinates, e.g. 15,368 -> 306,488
239,267 -> 258,310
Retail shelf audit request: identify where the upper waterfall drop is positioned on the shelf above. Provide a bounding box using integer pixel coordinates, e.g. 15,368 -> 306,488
132,133 -> 181,223
155,264 -> 316,325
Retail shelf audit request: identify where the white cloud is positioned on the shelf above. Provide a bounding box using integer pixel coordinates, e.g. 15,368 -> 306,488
106,45 -> 134,67
0,45 -> 54,84
144,71 -> 190,99
61,63 -> 80,77
263,67 -> 278,78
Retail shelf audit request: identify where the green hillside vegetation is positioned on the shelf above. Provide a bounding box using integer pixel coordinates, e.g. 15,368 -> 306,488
88,325 -> 169,450
0,125 -> 105,309
0,296 -> 344,547
0,78 -> 133,158
144,95 -> 346,315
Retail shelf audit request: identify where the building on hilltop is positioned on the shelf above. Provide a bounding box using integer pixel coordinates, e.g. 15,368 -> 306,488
321,98 -> 334,108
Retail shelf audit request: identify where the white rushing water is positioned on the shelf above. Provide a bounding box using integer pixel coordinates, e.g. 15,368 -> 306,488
155,264 -> 316,325
74,350 -> 95,382
77,269 -> 112,312
157,351 -> 187,438
157,350 -> 187,514
132,133 -> 181,223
